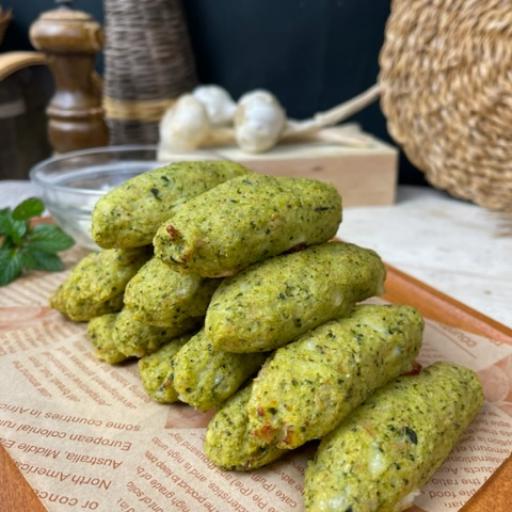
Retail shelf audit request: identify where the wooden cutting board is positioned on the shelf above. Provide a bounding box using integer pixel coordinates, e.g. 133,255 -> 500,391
1,264 -> 511,512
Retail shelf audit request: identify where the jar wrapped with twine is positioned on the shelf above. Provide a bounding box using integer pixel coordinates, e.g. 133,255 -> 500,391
104,0 -> 197,144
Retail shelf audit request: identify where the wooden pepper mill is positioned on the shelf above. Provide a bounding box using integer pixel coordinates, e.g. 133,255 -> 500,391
29,0 -> 108,153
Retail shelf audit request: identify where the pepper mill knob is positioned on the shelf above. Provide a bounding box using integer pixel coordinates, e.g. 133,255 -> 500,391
29,3 -> 108,153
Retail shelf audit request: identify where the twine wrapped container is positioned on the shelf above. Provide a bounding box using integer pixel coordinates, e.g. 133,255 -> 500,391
104,0 -> 197,144
379,0 -> 512,211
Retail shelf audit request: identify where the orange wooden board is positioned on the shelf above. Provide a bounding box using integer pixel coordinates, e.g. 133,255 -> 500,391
0,264 -> 511,512
0,441 -> 46,512
382,265 -> 512,512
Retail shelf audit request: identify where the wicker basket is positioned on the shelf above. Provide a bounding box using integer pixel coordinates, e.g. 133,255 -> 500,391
379,0 -> 512,211
104,0 -> 197,144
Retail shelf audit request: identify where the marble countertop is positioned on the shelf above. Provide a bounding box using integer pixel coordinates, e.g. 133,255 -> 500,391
339,186 -> 511,326
1,180 -> 510,326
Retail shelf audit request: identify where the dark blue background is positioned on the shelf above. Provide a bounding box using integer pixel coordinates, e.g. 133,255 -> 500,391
2,0 -> 427,185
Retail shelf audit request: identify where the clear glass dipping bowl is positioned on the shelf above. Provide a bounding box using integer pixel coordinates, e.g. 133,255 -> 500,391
30,145 -> 219,250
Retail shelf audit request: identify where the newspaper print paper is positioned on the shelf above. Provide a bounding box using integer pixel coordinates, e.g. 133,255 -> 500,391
0,256 -> 511,512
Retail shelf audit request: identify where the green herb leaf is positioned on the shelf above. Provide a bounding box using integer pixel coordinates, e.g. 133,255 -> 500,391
0,247 -> 23,286
0,208 -> 10,234
26,224 -> 75,253
0,198 -> 74,286
0,209 -> 27,244
12,197 -> 45,221
20,248 -> 64,272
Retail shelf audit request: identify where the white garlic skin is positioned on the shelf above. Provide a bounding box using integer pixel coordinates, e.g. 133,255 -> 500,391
159,94 -> 210,152
192,85 -> 236,126
234,90 -> 287,153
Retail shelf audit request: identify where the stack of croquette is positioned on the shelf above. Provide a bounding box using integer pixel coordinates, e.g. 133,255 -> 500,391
51,161 -> 483,512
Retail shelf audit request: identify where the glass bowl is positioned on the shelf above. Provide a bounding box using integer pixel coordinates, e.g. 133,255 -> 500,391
30,145 -> 219,250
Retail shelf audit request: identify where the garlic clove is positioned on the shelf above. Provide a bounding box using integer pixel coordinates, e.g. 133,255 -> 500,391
234,90 -> 287,153
193,85 -> 237,126
159,94 -> 211,152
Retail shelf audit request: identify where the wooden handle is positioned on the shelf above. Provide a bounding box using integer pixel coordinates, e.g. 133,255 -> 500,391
0,51 -> 47,82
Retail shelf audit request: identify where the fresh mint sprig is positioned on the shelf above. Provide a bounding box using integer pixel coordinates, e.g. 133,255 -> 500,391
0,197 -> 75,286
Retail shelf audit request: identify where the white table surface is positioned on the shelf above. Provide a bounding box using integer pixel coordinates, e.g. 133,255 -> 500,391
339,186 -> 511,327
1,180 -> 510,327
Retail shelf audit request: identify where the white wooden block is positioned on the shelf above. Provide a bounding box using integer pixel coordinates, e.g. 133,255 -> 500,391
158,125 -> 398,207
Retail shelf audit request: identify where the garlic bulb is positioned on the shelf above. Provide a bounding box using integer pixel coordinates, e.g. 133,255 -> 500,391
159,94 -> 211,152
234,90 -> 286,153
193,85 -> 236,126
159,84 -> 380,155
